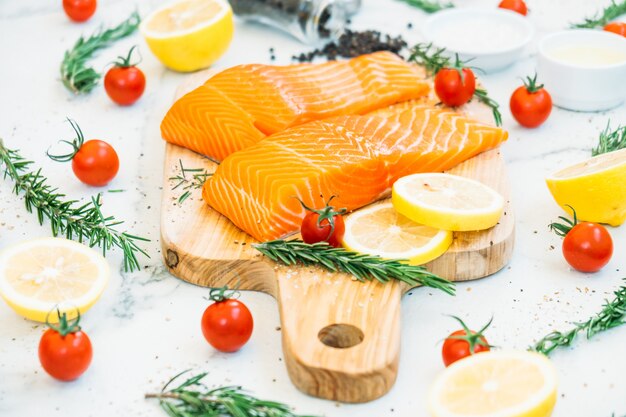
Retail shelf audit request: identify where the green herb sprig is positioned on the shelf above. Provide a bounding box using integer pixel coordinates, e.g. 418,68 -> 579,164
592,122 -> 626,156
399,0 -> 454,13
61,11 -> 140,94
169,159 -> 213,204
571,0 -> 626,28
408,43 -> 502,127
145,371 -> 319,417
532,279 -> 626,355
0,139 -> 149,271
254,239 -> 455,295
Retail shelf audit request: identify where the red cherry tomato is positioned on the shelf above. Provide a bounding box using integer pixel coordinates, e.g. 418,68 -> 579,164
48,119 -> 119,186
562,222 -> 613,273
442,316 -> 491,367
38,311 -> 93,381
104,47 -> 146,106
299,197 -> 346,248
498,0 -> 527,16
434,66 -> 476,107
510,73 -> 552,128
62,0 -> 97,22
604,22 -> 626,37
201,288 -> 253,353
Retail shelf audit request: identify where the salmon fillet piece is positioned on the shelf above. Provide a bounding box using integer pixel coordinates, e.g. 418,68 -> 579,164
203,105 -> 508,242
160,52 -> 430,160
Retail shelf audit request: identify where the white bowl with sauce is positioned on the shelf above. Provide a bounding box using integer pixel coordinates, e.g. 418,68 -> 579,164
422,8 -> 533,73
538,30 -> 626,112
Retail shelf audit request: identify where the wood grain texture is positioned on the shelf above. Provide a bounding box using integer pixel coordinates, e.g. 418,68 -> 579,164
160,69 -> 514,402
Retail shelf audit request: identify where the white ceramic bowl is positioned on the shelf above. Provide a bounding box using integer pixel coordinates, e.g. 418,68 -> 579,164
537,30 -> 626,112
422,8 -> 533,73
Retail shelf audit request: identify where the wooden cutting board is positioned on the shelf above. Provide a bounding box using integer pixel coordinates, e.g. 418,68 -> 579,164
160,71 -> 515,403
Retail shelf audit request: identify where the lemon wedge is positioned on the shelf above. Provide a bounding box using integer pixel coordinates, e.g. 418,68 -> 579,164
392,173 -> 504,232
429,350 -> 558,417
141,0 -> 234,72
546,148 -> 626,226
0,238 -> 110,323
342,201 -> 452,265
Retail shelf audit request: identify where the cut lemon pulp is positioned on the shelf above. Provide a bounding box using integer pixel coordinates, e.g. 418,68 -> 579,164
141,0 -> 234,72
392,173 -> 505,232
0,238 -> 109,323
429,351 -> 558,417
546,148 -> 626,226
342,201 -> 452,265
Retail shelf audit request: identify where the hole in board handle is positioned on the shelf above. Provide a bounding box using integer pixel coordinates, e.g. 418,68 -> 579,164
318,323 -> 364,349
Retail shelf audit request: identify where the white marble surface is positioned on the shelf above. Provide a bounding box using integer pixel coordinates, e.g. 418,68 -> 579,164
1,0 -> 625,416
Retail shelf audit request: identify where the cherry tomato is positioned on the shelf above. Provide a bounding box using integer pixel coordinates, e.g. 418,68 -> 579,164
62,0 -> 97,22
510,73 -> 552,128
434,66 -> 476,108
604,22 -> 626,37
38,311 -> 92,381
104,46 -> 146,106
48,119 -> 119,186
563,222 -> 613,273
201,287 -> 253,353
498,0 -> 527,16
442,316 -> 491,367
299,196 -> 347,248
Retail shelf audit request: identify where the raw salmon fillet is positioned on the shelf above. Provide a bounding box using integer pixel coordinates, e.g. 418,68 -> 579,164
203,105 -> 508,242
160,52 -> 430,160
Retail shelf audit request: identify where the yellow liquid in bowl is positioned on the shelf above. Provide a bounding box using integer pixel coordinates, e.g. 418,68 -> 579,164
548,45 -> 626,67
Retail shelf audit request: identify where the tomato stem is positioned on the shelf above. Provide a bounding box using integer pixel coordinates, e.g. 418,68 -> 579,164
113,45 -> 141,68
446,315 -> 493,354
522,73 -> 544,94
46,308 -> 82,337
46,118 -> 85,162
548,205 -> 578,237
208,285 -> 239,302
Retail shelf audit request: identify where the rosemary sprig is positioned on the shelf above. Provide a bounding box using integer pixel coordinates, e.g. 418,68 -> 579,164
0,139 -> 149,272
254,240 -> 455,295
60,11 -> 140,94
571,0 -> 626,28
399,0 -> 454,13
408,43 -> 503,126
532,279 -> 626,355
145,371 -> 319,417
169,159 -> 212,203
591,122 -> 626,156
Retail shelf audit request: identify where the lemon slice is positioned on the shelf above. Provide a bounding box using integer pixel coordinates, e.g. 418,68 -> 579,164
342,201 -> 453,265
0,238 -> 110,323
429,351 -> 558,417
141,0 -> 234,72
546,148 -> 626,226
392,173 -> 505,232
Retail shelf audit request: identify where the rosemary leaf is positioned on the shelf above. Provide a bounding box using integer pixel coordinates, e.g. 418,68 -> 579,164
254,239 -> 455,295
60,11 -> 141,94
398,0 -> 453,13
407,43 -> 502,127
532,279 -> 626,355
146,371 -> 319,417
591,123 -> 626,156
169,159 -> 212,204
571,0 -> 626,29
0,138 -> 149,272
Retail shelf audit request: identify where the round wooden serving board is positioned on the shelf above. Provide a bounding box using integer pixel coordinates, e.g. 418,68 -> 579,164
160,70 -> 515,403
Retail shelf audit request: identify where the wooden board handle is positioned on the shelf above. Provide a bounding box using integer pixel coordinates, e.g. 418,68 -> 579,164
275,266 -> 402,403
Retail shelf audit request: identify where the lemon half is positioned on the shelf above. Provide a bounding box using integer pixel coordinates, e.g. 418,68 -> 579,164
141,0 -> 234,72
392,173 -> 505,232
546,148 -> 626,226
429,350 -> 558,417
342,201 -> 453,265
0,238 -> 110,323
